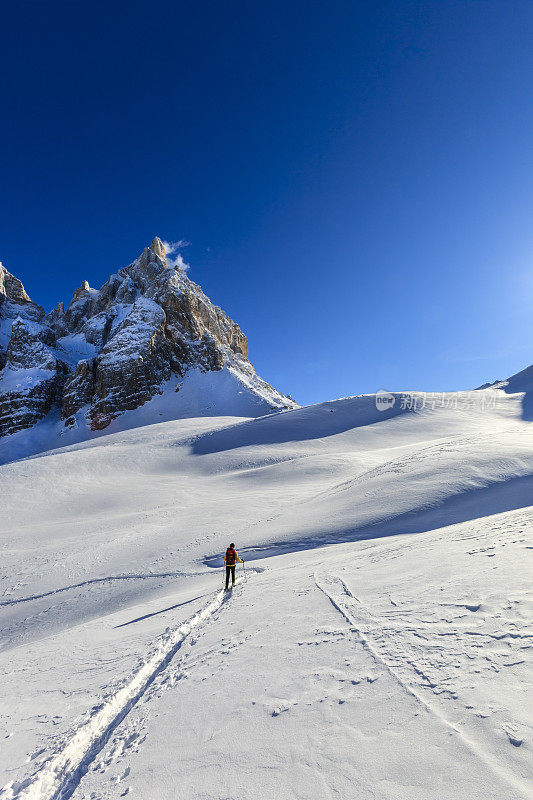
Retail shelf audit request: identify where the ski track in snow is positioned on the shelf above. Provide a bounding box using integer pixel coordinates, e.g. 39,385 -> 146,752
0,572 -> 200,607
0,584 -> 239,800
315,572 -> 532,800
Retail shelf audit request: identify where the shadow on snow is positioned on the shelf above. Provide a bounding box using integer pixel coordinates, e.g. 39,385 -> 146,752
502,364 -> 533,421
192,395 -> 403,455
114,594 -> 208,628
204,473 -> 533,567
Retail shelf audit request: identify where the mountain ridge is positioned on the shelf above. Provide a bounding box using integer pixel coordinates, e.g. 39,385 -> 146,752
0,238 -> 296,441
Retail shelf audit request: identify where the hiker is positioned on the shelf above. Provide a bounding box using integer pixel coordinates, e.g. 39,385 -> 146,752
224,542 -> 244,589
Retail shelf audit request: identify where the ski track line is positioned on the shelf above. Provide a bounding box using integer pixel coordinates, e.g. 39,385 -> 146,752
0,584 -> 237,800
315,572 -> 532,800
0,572 -> 202,607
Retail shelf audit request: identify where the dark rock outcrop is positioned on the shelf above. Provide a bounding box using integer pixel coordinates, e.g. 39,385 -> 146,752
62,359 -> 96,422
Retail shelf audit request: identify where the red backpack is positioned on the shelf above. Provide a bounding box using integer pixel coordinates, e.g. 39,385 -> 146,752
225,547 -> 236,565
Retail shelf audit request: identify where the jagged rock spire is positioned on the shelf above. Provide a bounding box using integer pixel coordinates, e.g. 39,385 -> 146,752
150,237 -> 167,262
136,237 -> 168,273
71,280 -> 92,304
0,262 -> 32,304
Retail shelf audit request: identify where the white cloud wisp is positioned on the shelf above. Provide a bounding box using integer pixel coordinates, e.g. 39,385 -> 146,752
162,239 -> 190,271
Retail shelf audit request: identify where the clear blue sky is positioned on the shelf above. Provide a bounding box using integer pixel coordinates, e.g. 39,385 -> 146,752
1,1 -> 532,405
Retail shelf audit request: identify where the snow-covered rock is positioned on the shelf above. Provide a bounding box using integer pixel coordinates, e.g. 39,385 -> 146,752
0,238 -> 296,440
0,262 -> 45,369
0,319 -> 59,437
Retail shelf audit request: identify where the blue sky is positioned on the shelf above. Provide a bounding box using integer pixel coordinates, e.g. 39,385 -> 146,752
1,0 -> 532,405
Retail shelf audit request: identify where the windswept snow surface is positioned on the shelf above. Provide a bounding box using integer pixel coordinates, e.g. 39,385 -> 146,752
0,366 -> 294,465
0,388 -> 532,799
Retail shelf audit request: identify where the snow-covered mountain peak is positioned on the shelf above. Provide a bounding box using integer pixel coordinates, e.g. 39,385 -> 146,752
148,235 -> 167,264
0,239 -> 296,450
477,363 -> 533,398
496,363 -> 533,394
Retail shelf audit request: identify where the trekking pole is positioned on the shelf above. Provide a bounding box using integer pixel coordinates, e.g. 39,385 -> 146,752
222,563 -> 226,588
242,561 -> 247,582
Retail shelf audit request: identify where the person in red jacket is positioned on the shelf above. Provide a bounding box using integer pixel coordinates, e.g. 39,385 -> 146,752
224,543 -> 243,589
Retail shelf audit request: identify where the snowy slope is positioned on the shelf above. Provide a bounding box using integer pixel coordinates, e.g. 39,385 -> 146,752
0,387 -> 531,799
0,365 -> 296,465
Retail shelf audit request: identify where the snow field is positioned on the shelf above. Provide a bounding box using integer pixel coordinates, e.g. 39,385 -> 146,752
0,387 -> 531,798
60,515 -> 532,800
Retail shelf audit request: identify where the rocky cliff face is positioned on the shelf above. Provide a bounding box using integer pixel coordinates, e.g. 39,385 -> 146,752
0,239 -> 295,437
